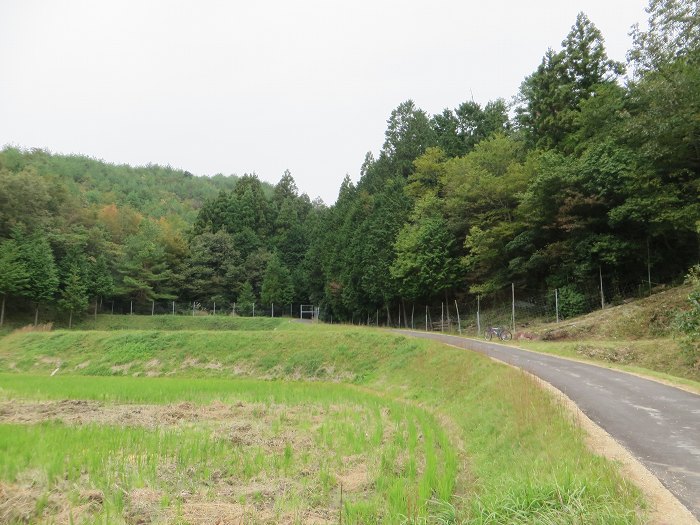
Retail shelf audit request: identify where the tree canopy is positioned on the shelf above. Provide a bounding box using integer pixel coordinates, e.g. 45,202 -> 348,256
0,2 -> 697,325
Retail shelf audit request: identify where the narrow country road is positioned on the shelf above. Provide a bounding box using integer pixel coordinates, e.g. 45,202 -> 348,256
395,330 -> 700,520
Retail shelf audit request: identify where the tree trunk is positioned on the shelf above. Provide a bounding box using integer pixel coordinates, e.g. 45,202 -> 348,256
94,298 -> 98,322
69,311 -> 73,329
34,305 -> 39,326
0,294 -> 5,328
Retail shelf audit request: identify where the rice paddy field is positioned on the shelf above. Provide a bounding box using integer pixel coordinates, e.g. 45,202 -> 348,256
0,317 -> 646,524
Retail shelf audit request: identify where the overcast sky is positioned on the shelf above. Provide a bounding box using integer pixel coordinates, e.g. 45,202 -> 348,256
0,0 -> 649,204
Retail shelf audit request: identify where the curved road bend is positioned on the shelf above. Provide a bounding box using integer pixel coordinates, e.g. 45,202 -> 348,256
394,330 -> 700,519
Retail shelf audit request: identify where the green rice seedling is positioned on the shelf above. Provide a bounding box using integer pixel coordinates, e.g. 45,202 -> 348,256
344,498 -> 382,524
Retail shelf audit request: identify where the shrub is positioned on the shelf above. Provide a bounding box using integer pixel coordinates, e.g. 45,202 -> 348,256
674,265 -> 700,368
557,286 -> 588,319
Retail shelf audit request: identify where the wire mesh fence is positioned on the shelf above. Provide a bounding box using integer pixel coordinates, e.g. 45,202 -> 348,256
98,300 -> 308,319
331,276 -> 676,337
7,271 -> 674,330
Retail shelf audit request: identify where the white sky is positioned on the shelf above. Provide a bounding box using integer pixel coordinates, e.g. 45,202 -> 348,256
0,0 -> 649,204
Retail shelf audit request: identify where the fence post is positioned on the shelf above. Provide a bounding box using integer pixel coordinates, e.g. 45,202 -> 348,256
213,301 -> 216,315
233,302 -> 236,316
477,295 -> 481,337
441,303 -> 444,332
555,289 -> 559,323
599,266 -> 605,309
425,305 -> 428,332
455,300 -> 462,335
647,238 -> 652,296
511,283 -> 515,332
151,300 -> 154,316
272,303 -> 274,318
172,301 -> 175,315
111,301 -> 114,315
253,304 -> 255,317
130,301 -> 133,315
192,302 -> 195,316
411,304 -> 415,330
376,309 -> 378,326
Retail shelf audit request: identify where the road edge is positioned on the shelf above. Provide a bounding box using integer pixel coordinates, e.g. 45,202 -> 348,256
432,336 -> 700,525
528,369 -> 698,525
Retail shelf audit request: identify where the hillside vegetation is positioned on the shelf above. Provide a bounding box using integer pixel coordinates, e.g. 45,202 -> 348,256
0,147 -> 247,223
510,284 -> 700,385
1,1 -> 698,333
529,285 -> 692,341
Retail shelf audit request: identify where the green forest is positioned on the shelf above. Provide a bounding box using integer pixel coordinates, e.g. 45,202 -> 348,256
1,2 -> 698,326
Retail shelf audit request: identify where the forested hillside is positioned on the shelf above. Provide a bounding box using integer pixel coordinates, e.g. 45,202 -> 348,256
0,2 -> 698,326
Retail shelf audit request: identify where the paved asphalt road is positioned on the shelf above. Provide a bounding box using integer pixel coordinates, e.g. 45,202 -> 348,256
394,330 -> 700,519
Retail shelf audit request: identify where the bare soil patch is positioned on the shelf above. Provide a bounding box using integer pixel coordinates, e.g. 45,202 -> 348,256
0,399 -> 296,430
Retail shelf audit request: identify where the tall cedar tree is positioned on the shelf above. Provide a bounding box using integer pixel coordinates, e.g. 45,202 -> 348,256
0,236 -> 29,326
19,232 -> 59,325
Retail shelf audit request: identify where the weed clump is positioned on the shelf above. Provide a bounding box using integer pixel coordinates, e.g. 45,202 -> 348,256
12,322 -> 53,333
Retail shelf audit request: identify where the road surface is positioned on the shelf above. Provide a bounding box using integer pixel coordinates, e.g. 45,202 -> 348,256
395,330 -> 700,520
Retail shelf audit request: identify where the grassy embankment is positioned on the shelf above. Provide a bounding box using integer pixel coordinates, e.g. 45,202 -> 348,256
0,319 -> 644,524
506,284 -> 700,388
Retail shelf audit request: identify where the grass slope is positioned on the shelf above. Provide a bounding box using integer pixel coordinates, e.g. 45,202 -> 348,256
528,284 -> 692,341
72,315 -> 291,332
510,284 -> 700,385
0,320 -> 645,523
